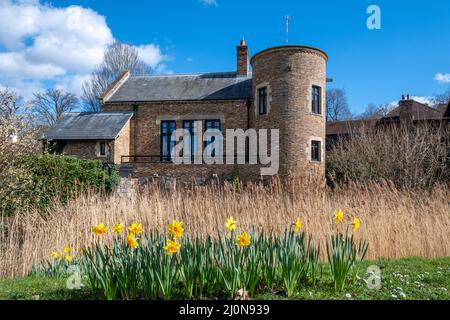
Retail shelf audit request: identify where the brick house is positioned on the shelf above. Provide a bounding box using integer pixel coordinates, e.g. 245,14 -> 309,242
326,97 -> 450,149
43,40 -> 329,182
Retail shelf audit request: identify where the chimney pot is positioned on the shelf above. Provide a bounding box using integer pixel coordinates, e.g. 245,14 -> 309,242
407,94 -> 410,100
402,95 -> 405,100
236,39 -> 249,77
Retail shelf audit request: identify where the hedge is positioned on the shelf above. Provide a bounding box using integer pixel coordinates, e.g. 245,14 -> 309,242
2,154 -> 120,216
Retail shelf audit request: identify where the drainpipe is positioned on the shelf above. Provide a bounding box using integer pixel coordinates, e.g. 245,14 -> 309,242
246,99 -> 251,130
246,99 -> 252,162
133,104 -> 138,162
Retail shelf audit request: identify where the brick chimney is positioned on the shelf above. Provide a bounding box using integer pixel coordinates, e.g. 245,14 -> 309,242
399,94 -> 413,121
236,39 -> 249,77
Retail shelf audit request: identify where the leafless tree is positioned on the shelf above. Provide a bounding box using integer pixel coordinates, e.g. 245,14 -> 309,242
32,89 -> 79,126
357,103 -> 394,119
0,88 -> 22,123
327,121 -> 450,189
432,89 -> 450,105
0,88 -> 39,215
82,41 -> 151,112
326,89 -> 352,122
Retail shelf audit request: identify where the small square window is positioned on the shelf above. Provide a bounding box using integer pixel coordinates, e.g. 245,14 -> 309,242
99,142 -> 106,156
311,140 -> 321,162
312,86 -> 322,114
258,87 -> 268,115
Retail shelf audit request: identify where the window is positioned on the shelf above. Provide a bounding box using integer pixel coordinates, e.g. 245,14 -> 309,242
99,142 -> 106,156
161,121 -> 176,162
204,119 -> 221,157
258,87 -> 268,115
183,120 -> 197,160
311,140 -> 321,162
312,86 -> 322,114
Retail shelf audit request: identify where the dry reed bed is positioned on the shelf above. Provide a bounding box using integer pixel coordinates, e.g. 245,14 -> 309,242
1,180 -> 449,278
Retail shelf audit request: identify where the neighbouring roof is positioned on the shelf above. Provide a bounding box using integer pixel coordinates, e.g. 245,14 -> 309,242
105,72 -> 253,103
326,100 -> 449,136
445,102 -> 450,118
42,112 -> 133,140
436,103 -> 448,114
386,101 -> 444,120
326,119 -> 378,136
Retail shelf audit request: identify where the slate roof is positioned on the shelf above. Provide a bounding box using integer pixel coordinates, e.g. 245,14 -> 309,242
42,112 -> 133,140
105,72 -> 253,102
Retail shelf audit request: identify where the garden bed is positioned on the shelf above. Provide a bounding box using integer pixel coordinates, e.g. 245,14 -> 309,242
1,257 -> 448,300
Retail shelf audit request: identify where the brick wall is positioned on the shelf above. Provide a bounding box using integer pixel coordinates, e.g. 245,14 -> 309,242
102,100 -> 250,156
251,46 -> 327,180
112,118 -> 131,164
62,140 -> 111,162
131,162 -> 264,183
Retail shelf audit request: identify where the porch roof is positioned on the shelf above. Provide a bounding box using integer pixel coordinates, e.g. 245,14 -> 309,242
42,112 -> 133,140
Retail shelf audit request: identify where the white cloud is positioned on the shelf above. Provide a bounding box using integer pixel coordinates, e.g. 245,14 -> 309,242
434,73 -> 450,84
136,44 -> 165,69
199,0 -> 218,6
0,0 -> 169,99
410,96 -> 433,105
389,95 -> 434,107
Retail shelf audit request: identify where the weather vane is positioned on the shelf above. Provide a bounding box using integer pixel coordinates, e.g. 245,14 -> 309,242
285,15 -> 291,44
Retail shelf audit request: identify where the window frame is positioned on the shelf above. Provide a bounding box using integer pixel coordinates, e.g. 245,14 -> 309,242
160,120 -> 176,162
99,141 -> 107,157
258,87 -> 268,115
204,119 -> 221,158
311,140 -> 321,162
311,85 -> 322,115
182,120 -> 197,161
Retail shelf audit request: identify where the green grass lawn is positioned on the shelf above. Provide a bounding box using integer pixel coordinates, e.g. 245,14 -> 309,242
0,257 -> 448,300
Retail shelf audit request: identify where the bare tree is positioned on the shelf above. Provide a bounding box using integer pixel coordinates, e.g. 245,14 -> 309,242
32,89 -> 79,126
0,88 -> 22,123
82,41 -> 151,112
326,89 -> 352,122
432,89 -> 450,105
357,103 -> 394,119
327,121 -> 449,189
0,88 -> 39,215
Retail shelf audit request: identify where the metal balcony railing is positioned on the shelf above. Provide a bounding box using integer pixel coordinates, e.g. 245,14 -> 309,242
121,154 -> 257,164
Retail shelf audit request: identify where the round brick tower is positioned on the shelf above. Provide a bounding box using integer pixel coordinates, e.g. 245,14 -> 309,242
250,45 -> 328,179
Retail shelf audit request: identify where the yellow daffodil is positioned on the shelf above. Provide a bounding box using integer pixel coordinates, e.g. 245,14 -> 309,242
128,223 -> 143,235
294,218 -> 302,233
333,210 -> 344,223
112,223 -> 125,235
225,217 -> 237,232
63,247 -> 70,254
126,233 -> 139,249
92,223 -> 108,236
236,231 -> 251,247
65,255 -> 72,263
352,218 -> 360,232
50,251 -> 59,259
167,220 -> 184,239
59,252 -> 64,258
163,239 -> 181,255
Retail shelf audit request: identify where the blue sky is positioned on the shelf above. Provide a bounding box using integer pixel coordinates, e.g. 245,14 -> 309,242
0,0 -> 449,114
